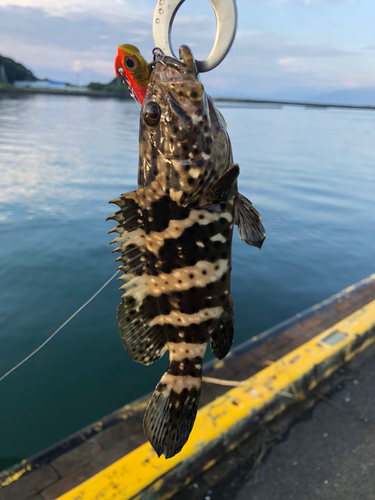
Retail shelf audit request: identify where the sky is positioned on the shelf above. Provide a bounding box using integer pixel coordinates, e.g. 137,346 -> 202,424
0,0 -> 374,98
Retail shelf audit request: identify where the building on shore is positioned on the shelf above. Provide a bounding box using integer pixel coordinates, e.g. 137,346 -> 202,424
13,80 -> 87,91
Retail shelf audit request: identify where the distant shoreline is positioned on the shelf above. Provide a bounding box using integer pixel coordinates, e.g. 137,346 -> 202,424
1,86 -> 374,110
0,86 -> 131,99
213,97 -> 375,111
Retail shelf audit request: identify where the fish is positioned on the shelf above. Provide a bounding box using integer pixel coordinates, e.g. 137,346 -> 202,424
108,45 -> 266,459
115,44 -> 150,105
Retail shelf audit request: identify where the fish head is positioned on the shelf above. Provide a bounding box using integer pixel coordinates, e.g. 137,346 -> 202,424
115,44 -> 149,104
139,46 -> 230,207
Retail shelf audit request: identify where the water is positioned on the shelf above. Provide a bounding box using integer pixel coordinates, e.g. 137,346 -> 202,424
0,94 -> 374,469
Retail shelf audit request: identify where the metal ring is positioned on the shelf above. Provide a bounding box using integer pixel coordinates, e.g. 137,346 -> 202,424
153,0 -> 237,73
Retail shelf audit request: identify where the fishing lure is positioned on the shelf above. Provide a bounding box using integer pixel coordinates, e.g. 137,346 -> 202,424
115,44 -> 151,105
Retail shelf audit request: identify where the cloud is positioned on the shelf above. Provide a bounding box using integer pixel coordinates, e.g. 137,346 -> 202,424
0,4 -> 216,82
202,75 -> 238,91
215,30 -> 355,87
0,35 -> 114,79
235,30 -> 354,59
0,0 -> 138,17
278,56 -> 308,72
207,26 -> 372,95
130,29 -> 151,37
0,2 -> 372,94
260,0 -> 351,4
301,0 -> 351,4
339,73 -> 375,89
173,14 -> 208,25
0,5 -> 155,82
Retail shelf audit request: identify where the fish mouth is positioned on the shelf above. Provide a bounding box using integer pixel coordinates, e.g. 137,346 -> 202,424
152,48 -> 204,103
153,48 -> 188,74
153,46 -> 198,78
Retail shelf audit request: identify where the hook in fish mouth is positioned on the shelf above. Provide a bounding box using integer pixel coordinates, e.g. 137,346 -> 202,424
153,47 -> 190,74
153,47 -> 166,65
115,61 -> 129,84
116,67 -> 136,97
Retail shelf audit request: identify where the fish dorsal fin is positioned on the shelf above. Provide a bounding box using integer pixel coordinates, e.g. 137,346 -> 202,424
210,298 -> 234,360
234,193 -> 266,249
108,191 -> 167,365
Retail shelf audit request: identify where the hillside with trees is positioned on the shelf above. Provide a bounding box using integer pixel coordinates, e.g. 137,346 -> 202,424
0,54 -> 37,83
0,55 -> 130,98
87,77 -> 130,96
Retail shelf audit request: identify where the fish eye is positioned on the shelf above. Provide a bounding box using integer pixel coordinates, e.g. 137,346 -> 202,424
124,57 -> 136,70
144,103 -> 161,126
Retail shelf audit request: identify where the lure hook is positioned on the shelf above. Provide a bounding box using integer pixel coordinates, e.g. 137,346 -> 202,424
152,0 -> 237,73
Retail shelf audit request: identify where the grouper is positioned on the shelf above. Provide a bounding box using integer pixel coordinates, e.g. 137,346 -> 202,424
108,46 -> 266,458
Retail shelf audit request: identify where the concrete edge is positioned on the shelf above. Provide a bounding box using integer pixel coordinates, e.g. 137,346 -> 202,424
55,298 -> 375,500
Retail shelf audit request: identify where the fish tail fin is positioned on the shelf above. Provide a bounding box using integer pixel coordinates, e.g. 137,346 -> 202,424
143,361 -> 202,459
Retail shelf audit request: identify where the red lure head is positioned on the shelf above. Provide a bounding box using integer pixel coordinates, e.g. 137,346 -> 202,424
115,44 -> 150,105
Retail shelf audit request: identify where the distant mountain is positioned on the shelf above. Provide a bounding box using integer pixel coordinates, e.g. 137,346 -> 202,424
312,88 -> 375,106
0,54 -> 37,83
256,87 -> 375,107
261,88 -> 320,103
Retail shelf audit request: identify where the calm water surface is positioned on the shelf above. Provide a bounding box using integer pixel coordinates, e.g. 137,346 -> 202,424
0,94 -> 374,469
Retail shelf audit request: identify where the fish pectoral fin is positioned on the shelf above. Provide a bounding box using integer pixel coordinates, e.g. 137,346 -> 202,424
210,299 -> 234,360
234,193 -> 266,249
208,164 -> 240,204
144,376 -> 201,459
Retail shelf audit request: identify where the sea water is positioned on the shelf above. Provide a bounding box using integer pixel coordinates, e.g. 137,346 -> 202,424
0,94 -> 374,469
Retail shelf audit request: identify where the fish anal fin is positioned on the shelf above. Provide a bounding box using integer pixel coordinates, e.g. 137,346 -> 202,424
117,296 -> 167,365
210,299 -> 234,360
234,193 -> 266,249
143,378 -> 201,458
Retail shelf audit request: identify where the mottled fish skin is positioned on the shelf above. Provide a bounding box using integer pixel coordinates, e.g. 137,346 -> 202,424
109,46 -> 265,459
139,51 -> 232,207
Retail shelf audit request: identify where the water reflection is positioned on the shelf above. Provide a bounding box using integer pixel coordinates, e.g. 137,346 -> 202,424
0,94 -> 374,467
0,95 -> 140,215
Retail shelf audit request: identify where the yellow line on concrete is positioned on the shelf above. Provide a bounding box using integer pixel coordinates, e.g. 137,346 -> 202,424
0,463 -> 32,488
57,300 -> 375,500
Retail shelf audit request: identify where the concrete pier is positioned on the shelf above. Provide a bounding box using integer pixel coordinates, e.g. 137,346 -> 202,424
1,274 -> 374,500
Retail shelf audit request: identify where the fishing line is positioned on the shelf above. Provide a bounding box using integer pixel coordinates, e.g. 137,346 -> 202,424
0,270 -> 120,383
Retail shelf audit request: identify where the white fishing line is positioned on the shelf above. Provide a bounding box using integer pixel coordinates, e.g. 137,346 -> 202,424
0,270 -> 120,383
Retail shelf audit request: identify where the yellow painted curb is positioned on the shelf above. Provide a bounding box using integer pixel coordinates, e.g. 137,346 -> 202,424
58,300 -> 375,500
